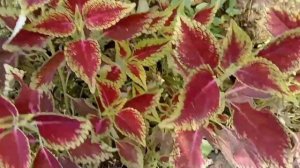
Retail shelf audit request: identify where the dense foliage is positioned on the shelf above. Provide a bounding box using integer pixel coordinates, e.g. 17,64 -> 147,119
0,0 -> 300,167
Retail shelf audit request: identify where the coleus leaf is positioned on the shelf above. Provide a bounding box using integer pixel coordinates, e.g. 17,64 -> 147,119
33,147 -> 62,168
31,51 -> 65,91
235,58 -> 289,95
3,29 -> 49,52
193,3 -> 218,25
123,91 -> 161,114
232,102 -> 292,167
97,81 -> 121,109
0,95 -> 18,118
115,41 -> 131,59
104,12 -> 152,41
126,62 -> 147,89
114,108 -> 146,146
99,64 -> 126,86
174,130 -> 205,168
266,7 -> 300,36
257,29 -> 300,73
48,0 -> 61,8
132,38 -> 170,66
164,4 -> 179,27
221,20 -> 252,69
146,11 -> 168,34
3,64 -> 25,97
33,113 -> 91,150
88,115 -> 111,136
116,139 -> 143,168
71,98 -> 98,116
39,92 -> 55,112
69,138 -> 112,164
0,8 -> 19,30
65,0 -> 89,13
82,0 -> 135,30
26,10 -> 75,37
20,0 -> 50,11
0,129 -> 30,168
172,16 -> 220,70
65,39 -> 101,93
58,157 -> 79,168
162,68 -> 222,130
0,46 -> 18,88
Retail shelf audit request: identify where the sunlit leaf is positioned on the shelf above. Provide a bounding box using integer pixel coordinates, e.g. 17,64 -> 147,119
114,108 -> 146,146
33,147 -> 62,168
82,0 -> 135,30
65,39 -> 101,93
116,139 -> 143,168
232,102 -> 292,167
0,129 -> 30,168
33,113 -> 91,150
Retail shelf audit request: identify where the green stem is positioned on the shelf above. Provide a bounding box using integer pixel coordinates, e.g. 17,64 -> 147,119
58,69 -> 70,114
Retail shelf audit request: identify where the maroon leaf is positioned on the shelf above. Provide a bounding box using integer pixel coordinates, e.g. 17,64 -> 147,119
89,115 -> 110,136
124,92 -> 160,114
82,0 -> 135,30
0,14 -> 18,30
65,39 -> 101,93
232,102 -> 292,167
104,12 -> 152,41
194,5 -> 217,25
0,95 -> 18,118
27,11 -> 75,37
31,51 -> 65,90
71,98 -> 98,116
39,92 -> 55,112
147,11 -> 168,33
0,129 -> 30,168
48,0 -> 61,8
65,0 -> 89,13
97,81 -> 120,108
114,108 -> 146,146
162,68 -> 222,130
174,130 -> 205,168
3,29 -> 49,52
99,64 -> 126,86
33,147 -> 62,168
116,139 -> 143,168
266,7 -> 300,36
69,138 -> 112,164
235,58 -> 288,94
173,16 -> 220,70
58,157 -> 79,168
33,113 -> 91,150
258,29 -> 300,73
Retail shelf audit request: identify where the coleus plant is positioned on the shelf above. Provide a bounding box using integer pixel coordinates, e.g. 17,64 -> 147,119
0,0 -> 300,168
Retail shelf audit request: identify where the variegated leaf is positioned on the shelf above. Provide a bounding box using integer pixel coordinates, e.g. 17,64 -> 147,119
3,29 -> 49,52
235,58 -> 288,95
164,4 -> 179,27
31,51 -> 65,90
126,62 -> 147,89
162,68 -> 222,130
97,81 -> 120,109
132,38 -> 170,66
0,129 -> 30,168
26,11 -> 75,37
174,130 -> 205,168
58,157 -> 79,168
33,113 -> 91,150
33,147 -> 62,168
104,12 -> 152,41
0,95 -> 18,118
89,115 -> 110,136
124,91 -> 161,114
266,7 -> 300,36
116,139 -> 143,168
0,42 -> 18,88
221,20 -> 252,69
146,11 -> 168,34
173,16 -> 220,70
0,8 -> 18,30
258,29 -> 300,73
115,41 -> 131,59
69,138 -> 112,164
114,108 -> 146,146
82,0 -> 135,30
232,102 -> 292,167
71,98 -> 98,116
99,64 -> 126,86
194,3 -> 218,25
65,39 -> 101,93
20,0 -> 50,11
48,0 -> 61,8
65,0 -> 89,13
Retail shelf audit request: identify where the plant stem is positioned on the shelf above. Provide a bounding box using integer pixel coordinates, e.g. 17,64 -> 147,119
58,68 -> 70,114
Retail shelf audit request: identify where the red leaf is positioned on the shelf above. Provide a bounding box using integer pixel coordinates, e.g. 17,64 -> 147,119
0,129 -> 30,168
3,29 -> 49,52
58,157 -> 79,168
97,81 -> 120,108
266,7 -> 300,36
164,5 -> 178,27
163,68 -> 221,130
69,138 -> 112,164
124,92 -> 160,114
99,64 -> 126,86
174,130 -> 205,168
147,12 -> 168,33
89,115 -> 110,136
104,12 -> 152,41
71,98 -> 98,116
21,0 -> 49,11
33,113 -> 90,150
0,15 -> 18,30
114,108 -> 146,146
232,102 -> 291,167
194,5 -> 217,25
33,147 -> 62,168
116,139 -> 143,168
27,11 -> 75,37
173,16 -> 220,70
65,39 -> 101,93
235,58 -> 288,94
126,62 -> 147,88
39,92 -> 55,112
0,95 -> 18,118
258,29 -> 300,73
48,0 -> 61,8
82,0 -> 135,30
222,20 -> 252,69
65,0 -> 89,13
31,51 -> 65,90
115,41 -> 131,58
